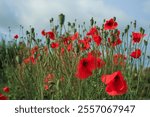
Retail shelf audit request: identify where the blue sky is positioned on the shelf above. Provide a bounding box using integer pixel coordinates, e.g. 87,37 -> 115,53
0,0 -> 150,37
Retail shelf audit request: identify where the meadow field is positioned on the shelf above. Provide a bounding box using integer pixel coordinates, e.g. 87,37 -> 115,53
0,14 -> 150,100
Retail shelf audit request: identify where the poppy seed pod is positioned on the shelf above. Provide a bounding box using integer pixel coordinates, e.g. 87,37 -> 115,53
59,13 -> 65,27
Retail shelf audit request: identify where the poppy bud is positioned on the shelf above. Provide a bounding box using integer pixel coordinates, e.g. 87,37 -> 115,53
127,25 -> 130,30
50,18 -> 54,23
144,40 -> 148,46
26,30 -> 30,35
74,29 -> 77,33
68,22 -> 71,26
133,20 -> 136,29
59,13 -> 65,27
140,27 -> 145,34
103,19 -> 106,23
113,17 -> 116,21
72,23 -> 75,27
90,17 -> 94,26
31,27 -> 35,33
124,28 -> 128,33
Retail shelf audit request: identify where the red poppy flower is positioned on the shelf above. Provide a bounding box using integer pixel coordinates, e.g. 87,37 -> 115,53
30,56 -> 38,64
75,53 -> 104,79
46,31 -> 55,40
23,54 -> 40,64
30,46 -> 38,55
71,32 -> 79,41
75,57 -> 93,79
44,74 -> 54,83
23,57 -> 30,64
130,49 -> 142,59
113,54 -> 127,66
97,58 -> 105,68
41,30 -> 55,40
132,32 -> 146,43
104,18 -> 118,30
61,48 -> 65,55
50,42 -> 59,48
0,94 -> 8,100
101,71 -> 128,96
44,85 -> 49,90
67,43 -> 73,52
78,38 -> 91,51
92,34 -> 102,46
3,86 -> 9,93
14,34 -> 19,39
87,27 -> 98,35
108,38 -> 122,47
41,30 -> 46,36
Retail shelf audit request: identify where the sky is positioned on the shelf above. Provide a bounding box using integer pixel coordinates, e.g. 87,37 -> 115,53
0,0 -> 150,38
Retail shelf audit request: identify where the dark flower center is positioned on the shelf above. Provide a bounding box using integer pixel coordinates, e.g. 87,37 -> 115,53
107,21 -> 113,26
82,61 -> 88,67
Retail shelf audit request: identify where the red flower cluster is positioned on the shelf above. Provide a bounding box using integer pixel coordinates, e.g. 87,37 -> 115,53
23,55 -> 40,64
44,74 -> 54,90
87,27 -> 102,46
104,18 -> 118,30
113,54 -> 126,66
130,32 -> 146,59
101,71 -> 128,96
24,46 -> 40,64
108,30 -> 122,47
30,46 -> 38,55
75,52 -> 105,79
78,37 -> 91,51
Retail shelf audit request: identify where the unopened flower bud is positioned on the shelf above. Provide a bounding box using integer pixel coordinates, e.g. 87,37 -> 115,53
133,20 -> 136,29
144,40 -> 148,46
113,17 -> 116,21
31,27 -> 35,33
90,17 -> 94,26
